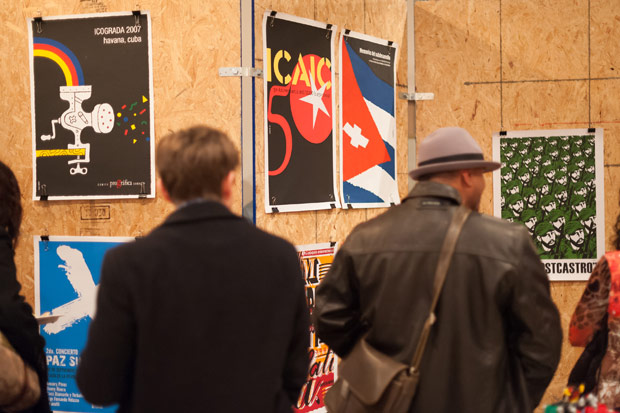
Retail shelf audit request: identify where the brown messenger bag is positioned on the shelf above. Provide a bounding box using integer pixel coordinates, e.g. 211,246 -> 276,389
324,205 -> 471,413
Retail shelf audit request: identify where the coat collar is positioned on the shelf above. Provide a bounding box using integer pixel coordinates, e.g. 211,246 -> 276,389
162,200 -> 241,226
403,181 -> 462,205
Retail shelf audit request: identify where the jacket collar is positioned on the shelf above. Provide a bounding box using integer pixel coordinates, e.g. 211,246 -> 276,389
162,200 -> 241,226
403,181 -> 462,205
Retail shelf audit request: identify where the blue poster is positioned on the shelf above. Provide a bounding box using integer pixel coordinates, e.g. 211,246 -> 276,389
35,236 -> 132,412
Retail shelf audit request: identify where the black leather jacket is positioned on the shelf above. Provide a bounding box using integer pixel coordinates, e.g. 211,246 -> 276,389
314,181 -> 562,412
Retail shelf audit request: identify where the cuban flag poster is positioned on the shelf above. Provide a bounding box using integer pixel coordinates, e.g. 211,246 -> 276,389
35,236 -> 132,412
339,30 -> 399,208
263,12 -> 340,213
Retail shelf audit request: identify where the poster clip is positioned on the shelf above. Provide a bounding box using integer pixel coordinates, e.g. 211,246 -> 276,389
390,202 -> 396,206
132,9 -> 141,26
271,207 -> 279,213
269,11 -> 277,27
41,233 -> 49,251
499,131 -> 507,136
34,11 -> 43,34
138,182 -> 147,198
588,127 -> 596,133
346,203 -> 352,209
325,24 -> 333,39
344,29 -> 351,35
330,203 -> 336,209
330,241 -> 336,247
39,184 -> 48,201
388,40 -> 394,47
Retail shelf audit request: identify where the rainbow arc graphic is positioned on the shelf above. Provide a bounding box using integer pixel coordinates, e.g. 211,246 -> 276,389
33,37 -> 84,86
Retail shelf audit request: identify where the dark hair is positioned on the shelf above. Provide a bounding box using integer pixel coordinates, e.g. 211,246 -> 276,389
0,161 -> 22,246
156,125 -> 239,203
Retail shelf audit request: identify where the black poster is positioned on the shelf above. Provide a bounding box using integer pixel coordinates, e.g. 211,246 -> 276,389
263,12 -> 340,212
29,12 -> 155,200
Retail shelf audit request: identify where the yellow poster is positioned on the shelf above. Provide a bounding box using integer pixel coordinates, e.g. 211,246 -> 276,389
295,243 -> 338,413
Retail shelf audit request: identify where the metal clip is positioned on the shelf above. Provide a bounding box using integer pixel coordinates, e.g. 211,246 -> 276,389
34,10 -> 43,34
399,92 -> 434,101
269,11 -> 277,27
218,67 -> 263,78
132,6 -> 141,26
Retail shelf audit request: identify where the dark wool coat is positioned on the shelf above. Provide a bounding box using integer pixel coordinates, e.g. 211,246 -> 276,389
77,201 -> 310,413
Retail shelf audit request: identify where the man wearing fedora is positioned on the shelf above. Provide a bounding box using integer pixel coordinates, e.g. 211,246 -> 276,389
314,127 -> 562,412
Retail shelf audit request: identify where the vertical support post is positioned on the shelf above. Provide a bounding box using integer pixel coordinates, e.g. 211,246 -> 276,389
406,0 -> 417,191
240,0 -> 256,223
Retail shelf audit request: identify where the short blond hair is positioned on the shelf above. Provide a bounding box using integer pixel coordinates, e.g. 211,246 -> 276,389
156,125 -> 239,202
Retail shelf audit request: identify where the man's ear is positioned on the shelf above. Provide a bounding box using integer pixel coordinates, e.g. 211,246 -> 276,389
220,170 -> 236,207
157,178 -> 172,203
460,170 -> 473,188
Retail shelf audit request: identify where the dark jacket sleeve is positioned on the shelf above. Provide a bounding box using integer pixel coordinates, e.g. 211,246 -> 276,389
0,232 -> 51,413
76,247 -> 135,406
313,246 -> 364,358
281,244 -> 310,405
506,229 -> 562,407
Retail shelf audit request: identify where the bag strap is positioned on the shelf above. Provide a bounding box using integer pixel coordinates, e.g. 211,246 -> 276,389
409,205 -> 471,371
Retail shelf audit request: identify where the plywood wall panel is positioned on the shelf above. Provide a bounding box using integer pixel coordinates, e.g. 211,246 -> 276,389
316,208 -> 365,246
502,81 -> 589,129
5,2 -> 620,411
589,0 -> 620,79
364,0 -> 406,46
502,0 -> 588,81
269,0 -> 315,21
592,79 -> 620,164
415,1 -> 501,85
314,0 -> 365,34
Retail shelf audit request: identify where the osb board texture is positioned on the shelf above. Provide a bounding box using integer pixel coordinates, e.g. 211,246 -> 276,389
1,0 -> 620,410
414,0 -> 620,410
0,0 -> 241,304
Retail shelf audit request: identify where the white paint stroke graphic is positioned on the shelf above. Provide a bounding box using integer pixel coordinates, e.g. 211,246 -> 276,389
43,245 -> 98,334
347,164 -> 398,203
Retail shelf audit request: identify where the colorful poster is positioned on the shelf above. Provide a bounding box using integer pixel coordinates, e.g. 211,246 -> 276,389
339,30 -> 399,208
492,129 -> 605,281
263,12 -> 340,212
295,243 -> 338,413
34,236 -> 133,412
29,12 -> 155,200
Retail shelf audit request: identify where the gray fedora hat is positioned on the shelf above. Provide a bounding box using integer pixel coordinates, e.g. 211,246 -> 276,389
409,127 -> 500,180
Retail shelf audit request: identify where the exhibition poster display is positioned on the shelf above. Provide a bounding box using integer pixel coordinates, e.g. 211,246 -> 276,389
295,243 -> 338,413
492,129 -> 605,281
339,30 -> 399,208
28,11 -> 155,200
35,236 -> 133,412
263,12 -> 340,212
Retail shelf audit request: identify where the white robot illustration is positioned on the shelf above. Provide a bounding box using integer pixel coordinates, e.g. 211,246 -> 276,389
41,85 -> 114,175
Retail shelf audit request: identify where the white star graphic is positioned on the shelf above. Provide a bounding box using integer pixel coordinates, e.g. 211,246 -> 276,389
299,75 -> 330,128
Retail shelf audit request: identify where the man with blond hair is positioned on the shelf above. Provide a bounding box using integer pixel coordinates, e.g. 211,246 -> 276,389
77,125 -> 309,413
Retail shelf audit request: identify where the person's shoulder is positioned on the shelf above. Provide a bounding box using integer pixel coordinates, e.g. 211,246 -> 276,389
463,212 -> 535,260
471,212 -> 528,238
